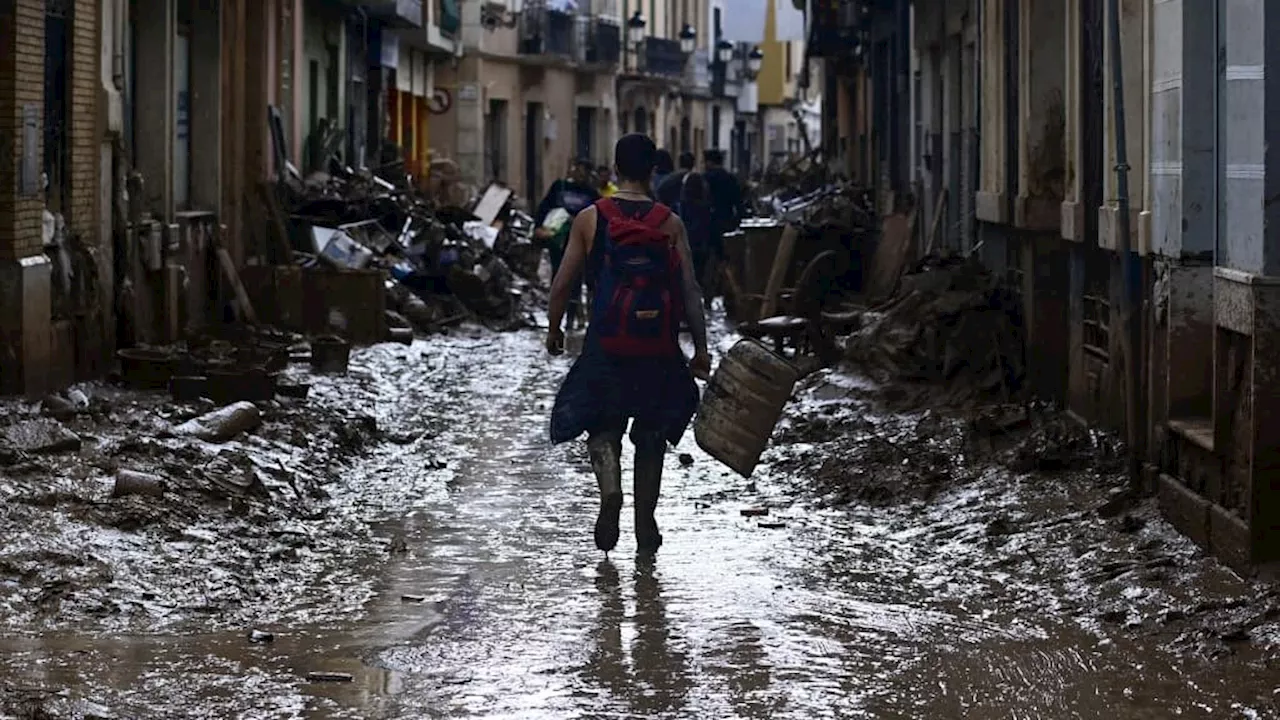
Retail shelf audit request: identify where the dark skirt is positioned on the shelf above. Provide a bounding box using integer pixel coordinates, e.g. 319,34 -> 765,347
550,334 -> 699,446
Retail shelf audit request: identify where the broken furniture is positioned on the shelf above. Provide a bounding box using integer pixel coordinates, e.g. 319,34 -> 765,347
740,249 -> 848,365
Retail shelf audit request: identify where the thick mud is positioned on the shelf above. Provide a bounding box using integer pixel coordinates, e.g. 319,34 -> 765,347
2,323 -> 1278,719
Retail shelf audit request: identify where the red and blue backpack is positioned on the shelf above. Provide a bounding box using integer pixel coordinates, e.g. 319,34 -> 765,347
590,198 -> 684,357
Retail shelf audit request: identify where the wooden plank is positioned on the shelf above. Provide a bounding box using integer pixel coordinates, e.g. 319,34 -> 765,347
924,187 -> 948,256
759,224 -> 799,320
258,181 -> 294,262
216,247 -> 258,325
865,212 -> 914,303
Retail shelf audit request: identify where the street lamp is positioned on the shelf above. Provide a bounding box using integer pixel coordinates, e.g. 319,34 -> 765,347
716,39 -> 734,65
747,46 -> 764,77
627,10 -> 646,45
679,23 -> 697,54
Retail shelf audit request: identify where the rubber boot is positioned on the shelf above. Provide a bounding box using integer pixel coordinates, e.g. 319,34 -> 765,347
633,432 -> 666,554
588,432 -> 624,552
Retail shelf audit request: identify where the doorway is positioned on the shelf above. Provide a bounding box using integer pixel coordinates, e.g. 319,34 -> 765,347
174,11 -> 191,210
486,99 -> 509,183
44,0 -> 72,214
633,106 -> 648,136
576,106 -> 596,163
525,102 -> 543,207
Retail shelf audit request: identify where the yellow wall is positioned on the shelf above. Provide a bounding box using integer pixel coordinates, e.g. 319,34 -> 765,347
758,0 -> 784,106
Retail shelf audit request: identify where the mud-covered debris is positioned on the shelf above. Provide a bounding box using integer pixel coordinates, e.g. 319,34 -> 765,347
758,521 -> 787,530
401,594 -> 427,603
1003,417 -> 1121,474
678,453 -> 695,467
307,671 -> 354,683
846,254 -> 1024,406
3,418 -> 81,454
112,470 -> 166,498
174,402 -> 262,442
248,629 -> 275,643
741,507 -> 769,517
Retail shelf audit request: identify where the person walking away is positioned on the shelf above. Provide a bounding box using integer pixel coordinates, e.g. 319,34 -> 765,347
675,172 -> 715,308
651,149 -> 675,199
655,152 -> 696,207
546,134 -> 712,555
701,149 -> 744,304
535,159 -> 600,330
596,165 -> 619,198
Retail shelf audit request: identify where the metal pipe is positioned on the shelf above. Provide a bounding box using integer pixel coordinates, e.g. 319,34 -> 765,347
1107,0 -> 1143,487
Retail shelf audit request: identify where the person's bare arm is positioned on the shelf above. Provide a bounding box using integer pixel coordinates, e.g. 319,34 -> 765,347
668,216 -> 708,356
548,207 -> 595,340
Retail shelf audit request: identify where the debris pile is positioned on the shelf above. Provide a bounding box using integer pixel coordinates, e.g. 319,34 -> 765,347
267,159 -> 542,335
258,108 -> 548,340
846,253 -> 1025,406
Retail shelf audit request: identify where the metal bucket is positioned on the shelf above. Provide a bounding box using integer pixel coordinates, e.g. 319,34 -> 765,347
117,348 -> 175,390
310,337 -> 351,374
694,338 -> 800,478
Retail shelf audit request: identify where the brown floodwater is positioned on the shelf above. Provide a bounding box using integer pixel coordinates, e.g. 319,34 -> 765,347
1,329 -> 1278,719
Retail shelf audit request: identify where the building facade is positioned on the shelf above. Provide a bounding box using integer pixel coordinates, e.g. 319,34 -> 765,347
1146,0 -> 1280,570
0,0 -> 102,396
824,0 -> 1280,571
756,0 -> 816,173
428,0 -> 620,208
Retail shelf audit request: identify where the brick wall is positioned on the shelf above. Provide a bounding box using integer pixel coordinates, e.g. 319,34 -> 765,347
69,0 -> 99,247
0,1 -> 47,261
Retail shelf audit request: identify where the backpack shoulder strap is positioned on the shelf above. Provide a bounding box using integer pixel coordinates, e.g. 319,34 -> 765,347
640,203 -> 672,229
594,197 -> 622,223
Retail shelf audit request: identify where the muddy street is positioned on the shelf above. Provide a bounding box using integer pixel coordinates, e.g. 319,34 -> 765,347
2,326 -> 1279,719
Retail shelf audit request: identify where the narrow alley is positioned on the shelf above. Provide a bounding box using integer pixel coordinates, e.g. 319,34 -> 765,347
2,324 -> 1276,719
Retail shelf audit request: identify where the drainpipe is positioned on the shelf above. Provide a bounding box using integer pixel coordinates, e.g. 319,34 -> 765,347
1108,0 -> 1143,488
972,0 -> 981,246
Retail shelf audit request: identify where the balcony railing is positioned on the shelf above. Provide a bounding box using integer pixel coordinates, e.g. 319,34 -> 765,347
577,17 -> 621,66
519,8 -> 578,59
640,37 -> 684,77
364,0 -> 423,29
684,48 -> 711,94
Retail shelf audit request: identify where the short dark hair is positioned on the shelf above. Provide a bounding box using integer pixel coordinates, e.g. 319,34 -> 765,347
615,134 -> 658,183
703,148 -> 725,165
654,149 -> 674,175
678,152 -> 695,170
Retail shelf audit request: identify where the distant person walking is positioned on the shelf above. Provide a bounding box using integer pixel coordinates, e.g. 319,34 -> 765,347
546,134 -> 711,555
651,149 -> 675,199
596,165 -> 618,198
534,158 -> 600,330
701,149 -> 744,304
674,172 -> 716,307
655,152 -> 696,207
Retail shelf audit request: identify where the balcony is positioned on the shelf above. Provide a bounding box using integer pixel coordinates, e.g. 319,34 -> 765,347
364,0 -> 423,29
640,37 -> 684,77
519,7 -> 578,59
683,48 -> 711,96
577,18 -> 621,67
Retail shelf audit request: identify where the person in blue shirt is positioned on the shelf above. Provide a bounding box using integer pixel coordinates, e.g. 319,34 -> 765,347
534,158 -> 600,329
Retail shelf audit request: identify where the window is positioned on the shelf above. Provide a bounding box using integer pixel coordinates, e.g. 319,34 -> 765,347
711,105 -> 721,148
485,99 -> 509,183
576,106 -> 596,163
785,42 -> 792,77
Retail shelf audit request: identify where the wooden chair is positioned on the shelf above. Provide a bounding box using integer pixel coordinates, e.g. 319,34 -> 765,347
741,250 -> 845,364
